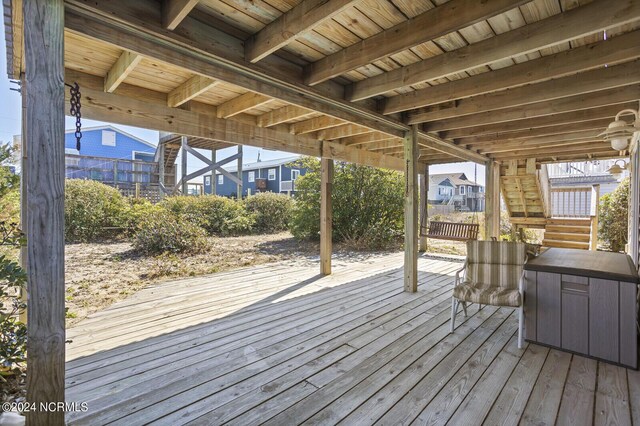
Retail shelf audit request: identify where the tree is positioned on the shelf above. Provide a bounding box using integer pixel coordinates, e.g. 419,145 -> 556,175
599,177 -> 629,252
289,158 -> 404,249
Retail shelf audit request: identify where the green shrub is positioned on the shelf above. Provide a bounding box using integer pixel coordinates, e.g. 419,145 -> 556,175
599,178 -> 629,252
0,221 -> 27,377
244,192 -> 292,233
123,198 -> 165,235
290,158 -> 404,249
160,195 -> 253,236
65,180 -> 128,242
132,210 -> 209,255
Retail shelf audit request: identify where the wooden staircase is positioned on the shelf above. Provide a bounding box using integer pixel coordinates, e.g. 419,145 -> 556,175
500,159 -> 599,251
542,218 -> 593,250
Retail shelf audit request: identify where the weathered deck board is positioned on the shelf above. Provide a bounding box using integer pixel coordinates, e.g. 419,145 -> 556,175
64,254 -> 639,425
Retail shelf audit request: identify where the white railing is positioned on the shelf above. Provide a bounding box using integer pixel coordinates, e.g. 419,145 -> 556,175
280,180 -> 295,192
550,186 -> 593,218
546,160 -> 619,178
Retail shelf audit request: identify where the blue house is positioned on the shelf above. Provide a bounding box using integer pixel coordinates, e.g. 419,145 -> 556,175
61,125 -> 158,185
204,156 -> 307,197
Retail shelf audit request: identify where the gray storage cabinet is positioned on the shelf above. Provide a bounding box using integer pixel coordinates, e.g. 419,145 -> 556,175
524,248 -> 639,369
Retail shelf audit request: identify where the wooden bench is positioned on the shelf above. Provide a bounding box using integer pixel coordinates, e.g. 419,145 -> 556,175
422,221 -> 479,241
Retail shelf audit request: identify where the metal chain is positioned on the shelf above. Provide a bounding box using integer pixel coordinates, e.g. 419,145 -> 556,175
66,82 -> 82,150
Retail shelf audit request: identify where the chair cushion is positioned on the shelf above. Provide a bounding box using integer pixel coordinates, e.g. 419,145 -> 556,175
453,282 -> 522,307
466,241 -> 527,290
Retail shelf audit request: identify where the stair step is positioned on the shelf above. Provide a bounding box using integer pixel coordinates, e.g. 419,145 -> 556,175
542,239 -> 590,250
545,225 -> 591,234
547,218 -> 591,226
543,232 -> 591,242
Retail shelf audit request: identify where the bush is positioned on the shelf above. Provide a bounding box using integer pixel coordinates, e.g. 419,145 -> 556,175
244,192 -> 292,233
122,198 -> 165,235
599,178 -> 629,252
160,195 -> 254,236
65,180 -> 128,242
0,222 -> 27,378
133,210 -> 209,255
290,158 -> 404,249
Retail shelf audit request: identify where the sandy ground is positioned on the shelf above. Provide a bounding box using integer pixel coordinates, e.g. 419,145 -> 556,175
64,232 -> 407,326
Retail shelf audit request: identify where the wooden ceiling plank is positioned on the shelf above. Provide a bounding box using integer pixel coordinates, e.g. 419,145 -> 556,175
341,132 -> 399,146
167,74 -> 218,107
245,0 -> 360,63
425,85 -> 640,132
349,0 -> 640,101
418,131 -> 488,163
306,0 -> 528,85
162,0 -> 199,30
407,60 -> 640,124
103,50 -> 143,93
256,105 -> 315,127
216,92 -> 273,118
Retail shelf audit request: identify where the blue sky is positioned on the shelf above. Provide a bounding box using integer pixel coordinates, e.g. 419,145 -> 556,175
0,19 -> 484,184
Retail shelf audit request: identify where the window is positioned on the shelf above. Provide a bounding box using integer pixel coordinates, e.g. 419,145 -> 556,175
291,169 -> 300,180
218,175 -> 224,185
268,168 -> 276,181
248,171 -> 255,182
101,130 -> 116,146
468,186 -> 473,193
459,186 -> 465,195
204,176 -> 211,186
479,186 -> 484,193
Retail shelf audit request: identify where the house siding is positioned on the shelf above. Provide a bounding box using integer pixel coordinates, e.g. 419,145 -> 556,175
65,128 -> 156,160
208,162 -> 306,197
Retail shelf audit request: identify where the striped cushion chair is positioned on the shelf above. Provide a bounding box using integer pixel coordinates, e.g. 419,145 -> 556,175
450,240 -> 528,348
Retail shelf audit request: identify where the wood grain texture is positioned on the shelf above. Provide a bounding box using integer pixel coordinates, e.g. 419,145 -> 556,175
24,0 -> 66,424
320,155 -> 333,275
404,125 -> 418,292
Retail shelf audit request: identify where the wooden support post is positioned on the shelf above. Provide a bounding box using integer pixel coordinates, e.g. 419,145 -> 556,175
181,136 -> 188,195
211,149 -> 216,195
158,142 -> 165,199
19,74 -> 27,325
419,164 -> 429,252
237,145 -> 243,200
24,0 -> 66,423
320,154 -> 333,275
404,125 -> 419,292
113,160 -> 118,186
485,160 -> 501,240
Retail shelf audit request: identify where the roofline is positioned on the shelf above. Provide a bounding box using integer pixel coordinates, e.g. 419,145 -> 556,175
64,125 -> 157,148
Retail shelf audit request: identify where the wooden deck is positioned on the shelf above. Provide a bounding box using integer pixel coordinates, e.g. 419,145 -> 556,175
65,254 -> 640,425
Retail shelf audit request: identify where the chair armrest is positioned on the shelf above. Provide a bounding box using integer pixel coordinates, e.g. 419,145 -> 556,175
454,260 -> 468,287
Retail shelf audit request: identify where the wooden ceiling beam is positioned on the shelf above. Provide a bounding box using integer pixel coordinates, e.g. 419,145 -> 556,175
425,85 -> 640,132
245,0 -> 359,63
306,0 -> 527,85
256,105 -> 315,127
63,5 -> 406,138
167,75 -> 218,107
290,116 -> 345,135
490,143 -> 616,161
66,68 -> 410,171
342,133 -> 399,146
471,131 -> 603,153
349,0 -> 640,101
216,92 -> 273,119
317,124 -> 372,141
162,0 -> 199,30
418,132 -> 488,163
383,30 -> 640,115
478,139 -> 603,155
407,60 -> 640,124
457,119 -> 612,145
103,50 -> 142,93
440,104 -> 638,139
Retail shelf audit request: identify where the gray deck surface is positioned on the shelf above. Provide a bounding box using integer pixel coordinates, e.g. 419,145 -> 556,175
64,254 -> 640,425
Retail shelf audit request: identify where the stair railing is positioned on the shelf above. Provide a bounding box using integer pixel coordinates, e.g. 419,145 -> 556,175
589,184 -> 600,251
549,186 -> 593,218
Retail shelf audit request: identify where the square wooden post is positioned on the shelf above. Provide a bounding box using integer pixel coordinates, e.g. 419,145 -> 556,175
158,142 -> 165,199
211,149 -> 216,195
320,156 -> 333,275
404,125 -> 419,292
181,136 -> 188,194
419,164 -> 429,252
24,0 -> 66,423
237,145 -> 243,200
485,160 -> 501,240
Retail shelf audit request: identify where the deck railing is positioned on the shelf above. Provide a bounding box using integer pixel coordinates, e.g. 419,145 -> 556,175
550,186 -> 594,218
